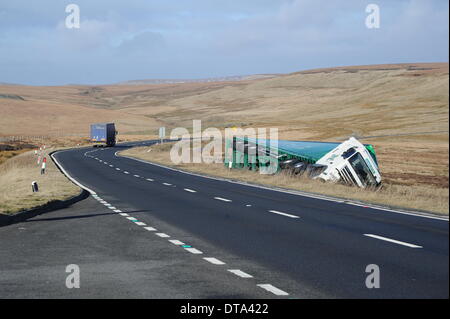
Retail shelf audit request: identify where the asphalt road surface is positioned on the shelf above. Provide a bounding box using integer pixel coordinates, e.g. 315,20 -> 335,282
0,141 -> 448,298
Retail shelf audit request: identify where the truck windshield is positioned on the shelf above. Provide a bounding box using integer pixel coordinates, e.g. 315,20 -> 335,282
348,153 -> 377,187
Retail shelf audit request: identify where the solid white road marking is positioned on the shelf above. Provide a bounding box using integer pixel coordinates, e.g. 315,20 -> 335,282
269,210 -> 299,219
156,233 -> 170,238
169,240 -> 185,245
364,234 -> 423,248
184,188 -> 197,193
257,284 -> 289,296
203,257 -> 225,265
185,248 -> 203,254
228,269 -> 253,278
144,227 -> 157,231
214,197 -> 232,202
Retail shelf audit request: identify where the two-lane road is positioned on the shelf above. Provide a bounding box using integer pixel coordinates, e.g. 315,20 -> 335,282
46,141 -> 449,298
1,141 -> 447,298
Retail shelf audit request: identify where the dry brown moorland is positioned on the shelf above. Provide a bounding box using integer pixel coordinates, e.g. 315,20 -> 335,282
1,62 -> 448,213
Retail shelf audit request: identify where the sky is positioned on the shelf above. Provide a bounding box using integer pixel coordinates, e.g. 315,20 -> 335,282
0,0 -> 448,85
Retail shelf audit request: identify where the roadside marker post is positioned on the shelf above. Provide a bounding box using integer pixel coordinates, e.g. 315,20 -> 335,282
31,181 -> 39,193
158,127 -> 166,144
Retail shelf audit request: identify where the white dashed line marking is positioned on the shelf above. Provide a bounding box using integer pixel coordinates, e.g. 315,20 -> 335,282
214,197 -> 232,202
135,222 -> 146,226
134,175 -> 140,178
364,234 -> 423,248
126,217 -> 138,221
119,213 -> 129,216
184,188 -> 197,193
108,206 -> 117,210
169,240 -> 185,245
156,233 -> 170,238
185,248 -> 203,254
116,168 -> 121,171
113,210 -> 122,213
104,203 -> 111,207
257,284 -> 289,296
203,257 -> 225,265
163,183 -> 172,186
228,269 -> 253,278
146,178 -> 154,182
144,227 -> 157,231
124,171 -> 129,174
268,210 -> 299,219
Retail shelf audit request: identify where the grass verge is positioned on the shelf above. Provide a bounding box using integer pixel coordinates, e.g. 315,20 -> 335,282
0,149 -> 81,215
121,143 -> 449,215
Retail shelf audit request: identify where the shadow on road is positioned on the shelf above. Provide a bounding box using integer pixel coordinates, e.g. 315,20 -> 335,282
24,210 -> 150,223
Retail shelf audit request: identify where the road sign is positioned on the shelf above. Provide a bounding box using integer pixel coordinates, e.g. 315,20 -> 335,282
158,127 -> 166,142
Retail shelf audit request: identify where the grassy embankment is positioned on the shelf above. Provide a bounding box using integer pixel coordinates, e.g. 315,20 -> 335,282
0,140 -> 83,215
122,142 -> 449,215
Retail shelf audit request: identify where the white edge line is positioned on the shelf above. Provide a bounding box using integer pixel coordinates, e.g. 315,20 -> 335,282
364,234 -> 423,248
116,152 -> 448,222
51,151 -> 97,195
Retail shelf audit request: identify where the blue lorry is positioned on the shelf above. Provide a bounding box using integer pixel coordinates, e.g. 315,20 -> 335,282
90,123 -> 117,147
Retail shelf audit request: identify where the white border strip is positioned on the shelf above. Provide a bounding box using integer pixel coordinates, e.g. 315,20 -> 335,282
51,151 -> 97,195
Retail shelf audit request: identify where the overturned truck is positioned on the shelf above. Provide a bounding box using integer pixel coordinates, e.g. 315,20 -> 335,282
224,137 -> 381,188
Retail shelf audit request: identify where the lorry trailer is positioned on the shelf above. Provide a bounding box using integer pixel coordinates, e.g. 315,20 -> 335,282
224,137 -> 381,188
90,123 -> 117,147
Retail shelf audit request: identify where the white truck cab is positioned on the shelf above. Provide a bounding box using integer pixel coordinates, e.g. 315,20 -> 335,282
316,137 -> 382,188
